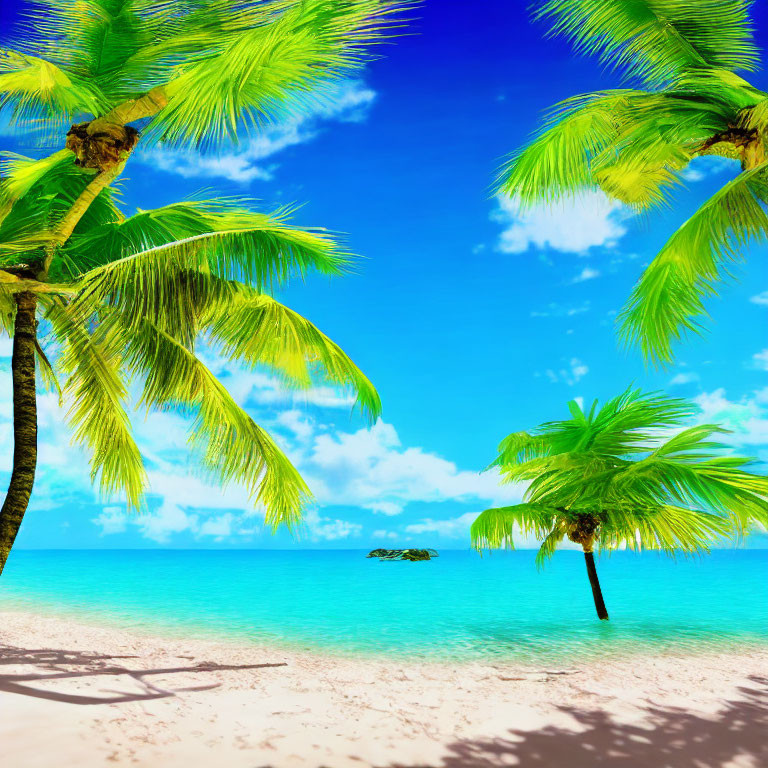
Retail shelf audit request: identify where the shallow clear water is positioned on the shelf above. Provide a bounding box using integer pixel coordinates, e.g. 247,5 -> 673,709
1,549 -> 766,662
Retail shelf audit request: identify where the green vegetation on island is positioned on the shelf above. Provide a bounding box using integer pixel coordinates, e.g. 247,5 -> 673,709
367,549 -> 439,560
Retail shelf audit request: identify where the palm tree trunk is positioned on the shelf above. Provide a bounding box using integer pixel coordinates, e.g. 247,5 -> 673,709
42,162 -> 125,277
0,292 -> 38,576
582,547 -> 609,621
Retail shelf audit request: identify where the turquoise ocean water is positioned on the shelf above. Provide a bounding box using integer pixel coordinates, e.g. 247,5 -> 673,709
1,550 -> 766,662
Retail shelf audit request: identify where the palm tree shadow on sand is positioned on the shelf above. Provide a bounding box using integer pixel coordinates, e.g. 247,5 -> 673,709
384,676 -> 768,768
0,644 -> 286,705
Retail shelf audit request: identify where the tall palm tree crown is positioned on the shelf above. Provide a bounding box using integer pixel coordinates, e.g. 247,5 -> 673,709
471,389 -> 768,619
499,0 -> 767,364
0,0 -> 410,573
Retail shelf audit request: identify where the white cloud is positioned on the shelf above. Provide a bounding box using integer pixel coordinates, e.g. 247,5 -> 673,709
215,368 -> 355,411
303,509 -> 362,541
753,349 -> 768,371
139,80 -> 376,183
2,344 -> 526,546
670,372 -> 700,386
694,388 -> 768,448
682,168 -> 706,182
542,358 -> 589,386
405,511 -> 478,537
492,191 -> 632,254
91,507 -> 128,536
372,529 -> 399,540
530,301 -> 591,318
144,469 -> 252,512
750,291 -> 768,306
571,266 -> 600,283
365,501 -> 404,516
303,420 -> 525,514
275,410 -> 315,442
296,387 -> 356,409
403,513 -> 572,549
570,359 -> 589,381
138,503 -> 199,543
199,513 -> 235,539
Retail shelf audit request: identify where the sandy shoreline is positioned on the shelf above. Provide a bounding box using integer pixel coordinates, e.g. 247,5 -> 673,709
1,610 -> 766,767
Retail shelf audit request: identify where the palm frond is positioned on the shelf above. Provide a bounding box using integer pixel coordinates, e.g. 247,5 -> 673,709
534,523 -> 568,567
497,90 -> 634,203
46,301 -> 147,510
0,287 -> 14,335
0,149 -> 73,220
33,334 -> 62,403
534,0 -> 758,88
618,162 -> 768,364
37,0 -> 197,104
480,389 -> 767,558
492,390 -> 694,497
63,200 -> 348,285
142,0 -> 411,148
0,48 -> 106,125
112,314 -> 310,530
537,388 -> 691,456
470,503 -> 559,550
111,0 -> 297,97
498,89 -> 734,207
613,427 -> 768,531
599,504 -> 732,555
740,96 -> 768,133
581,388 -> 693,452
491,431 -> 550,470
593,142 -> 689,209
205,290 -> 381,421
75,255 -> 381,421
0,153 -> 120,269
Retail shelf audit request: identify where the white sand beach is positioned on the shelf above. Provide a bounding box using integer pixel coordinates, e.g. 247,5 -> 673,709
1,611 -> 766,767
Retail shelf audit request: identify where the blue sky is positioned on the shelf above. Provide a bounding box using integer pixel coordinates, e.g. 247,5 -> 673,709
1,0 -> 767,549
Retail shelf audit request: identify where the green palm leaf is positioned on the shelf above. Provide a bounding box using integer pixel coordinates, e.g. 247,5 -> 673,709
598,504 -> 731,555
470,503 -> 560,550
0,49 -> 106,125
501,4 -> 767,364
205,290 -> 382,421
476,389 -> 767,562
0,149 -> 74,219
618,162 -> 768,364
46,301 -> 147,510
534,0 -> 758,88
497,89 -> 734,208
0,0 -> 399,573
64,200 -> 348,285
0,152 -> 121,269
113,314 -> 310,530
141,0 -> 410,148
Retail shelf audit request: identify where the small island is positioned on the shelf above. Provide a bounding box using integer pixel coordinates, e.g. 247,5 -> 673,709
366,549 -> 439,561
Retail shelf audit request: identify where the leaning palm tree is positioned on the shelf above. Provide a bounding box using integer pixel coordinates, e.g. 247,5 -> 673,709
499,1 -> 767,364
0,164 -> 381,575
471,389 -> 768,620
0,0 -> 410,574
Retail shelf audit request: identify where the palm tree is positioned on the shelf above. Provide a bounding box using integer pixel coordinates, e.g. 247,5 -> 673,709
498,0 -> 767,364
471,389 -> 768,620
0,0 -> 410,574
